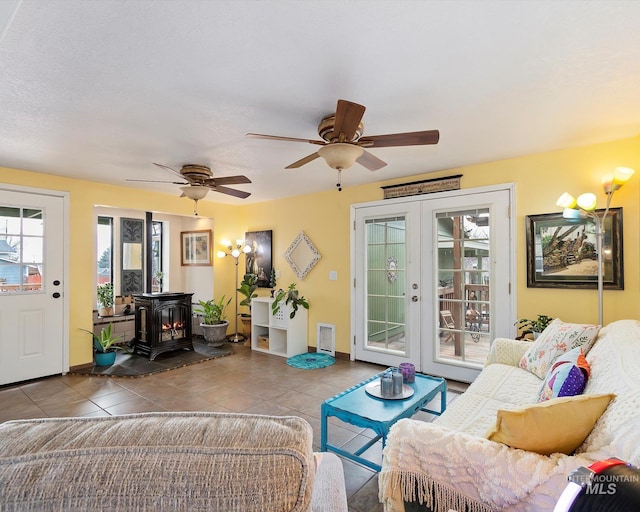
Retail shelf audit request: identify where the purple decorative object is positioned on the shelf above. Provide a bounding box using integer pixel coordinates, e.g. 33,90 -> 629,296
399,362 -> 415,383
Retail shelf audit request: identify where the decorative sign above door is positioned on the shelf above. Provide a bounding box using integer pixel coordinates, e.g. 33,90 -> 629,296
381,174 -> 462,199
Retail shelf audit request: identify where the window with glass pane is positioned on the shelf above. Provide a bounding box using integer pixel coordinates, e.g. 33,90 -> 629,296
0,206 -> 44,293
365,216 -> 406,353
152,221 -> 163,292
436,208 -> 491,364
97,216 -> 113,286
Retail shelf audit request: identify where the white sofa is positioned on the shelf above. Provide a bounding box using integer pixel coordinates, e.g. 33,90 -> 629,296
379,319 -> 640,512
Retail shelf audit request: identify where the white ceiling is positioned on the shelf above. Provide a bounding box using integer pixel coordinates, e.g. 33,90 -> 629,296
1,0 -> 639,204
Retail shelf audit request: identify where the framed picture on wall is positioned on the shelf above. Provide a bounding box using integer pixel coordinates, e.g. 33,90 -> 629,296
525,208 -> 623,289
181,229 -> 213,266
245,230 -> 273,287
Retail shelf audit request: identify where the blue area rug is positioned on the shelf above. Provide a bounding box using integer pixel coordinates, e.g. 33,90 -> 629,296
286,352 -> 335,370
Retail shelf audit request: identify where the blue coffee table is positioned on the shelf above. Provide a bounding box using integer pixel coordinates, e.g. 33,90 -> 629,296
321,369 -> 446,471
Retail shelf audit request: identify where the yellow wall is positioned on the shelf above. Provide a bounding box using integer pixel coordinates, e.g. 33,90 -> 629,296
1,135 -> 638,364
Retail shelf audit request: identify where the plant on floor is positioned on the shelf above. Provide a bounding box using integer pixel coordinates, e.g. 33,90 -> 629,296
82,323 -> 127,353
237,273 -> 258,313
272,283 -> 309,319
515,314 -> 553,336
194,295 -> 232,325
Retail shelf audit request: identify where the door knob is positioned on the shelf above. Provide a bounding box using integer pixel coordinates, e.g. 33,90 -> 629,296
411,295 -> 419,302
52,292 -> 61,298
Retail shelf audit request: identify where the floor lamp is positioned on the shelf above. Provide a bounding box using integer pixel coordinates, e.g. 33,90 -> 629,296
217,239 -> 251,343
556,166 -> 635,326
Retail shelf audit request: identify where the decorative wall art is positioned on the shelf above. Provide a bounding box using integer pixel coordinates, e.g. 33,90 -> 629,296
244,230 -> 273,288
181,230 -> 212,266
285,231 -> 321,280
381,174 -> 462,199
121,218 -> 144,294
525,208 -> 623,289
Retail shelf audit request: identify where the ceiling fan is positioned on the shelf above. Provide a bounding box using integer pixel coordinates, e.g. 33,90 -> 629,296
247,99 -> 439,190
127,163 -> 251,215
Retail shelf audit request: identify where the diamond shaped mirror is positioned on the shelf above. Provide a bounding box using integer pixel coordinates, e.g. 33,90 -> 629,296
285,231 -> 321,280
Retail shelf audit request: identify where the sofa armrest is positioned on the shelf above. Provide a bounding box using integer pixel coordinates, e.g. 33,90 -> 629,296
312,452 -> 348,512
379,419 -> 592,512
484,337 -> 531,367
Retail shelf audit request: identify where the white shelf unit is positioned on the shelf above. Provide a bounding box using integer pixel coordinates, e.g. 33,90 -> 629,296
251,297 -> 308,357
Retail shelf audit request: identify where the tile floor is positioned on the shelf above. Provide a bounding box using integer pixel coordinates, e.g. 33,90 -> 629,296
0,343 -> 467,512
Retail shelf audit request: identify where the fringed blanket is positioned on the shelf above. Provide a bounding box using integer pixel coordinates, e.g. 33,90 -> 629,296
378,418 -> 592,512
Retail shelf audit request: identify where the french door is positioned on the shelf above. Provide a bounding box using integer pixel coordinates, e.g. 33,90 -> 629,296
0,186 -> 68,385
352,185 -> 515,382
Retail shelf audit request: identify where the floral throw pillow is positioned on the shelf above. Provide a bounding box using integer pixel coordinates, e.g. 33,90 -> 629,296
538,346 -> 590,401
519,319 -> 600,379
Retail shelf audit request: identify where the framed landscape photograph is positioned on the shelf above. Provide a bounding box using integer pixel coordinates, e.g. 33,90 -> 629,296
181,229 -> 212,266
245,230 -> 273,287
525,208 -> 623,289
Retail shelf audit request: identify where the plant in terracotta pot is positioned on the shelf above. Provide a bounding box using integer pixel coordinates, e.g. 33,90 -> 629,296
82,323 -> 128,366
515,314 -> 553,339
97,283 -> 114,317
272,283 -> 309,319
237,273 -> 258,337
194,295 -> 231,347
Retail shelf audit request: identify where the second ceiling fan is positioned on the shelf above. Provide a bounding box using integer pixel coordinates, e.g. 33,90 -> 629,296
247,99 -> 439,190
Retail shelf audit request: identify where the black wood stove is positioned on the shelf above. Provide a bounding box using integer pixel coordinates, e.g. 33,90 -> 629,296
132,292 -> 194,360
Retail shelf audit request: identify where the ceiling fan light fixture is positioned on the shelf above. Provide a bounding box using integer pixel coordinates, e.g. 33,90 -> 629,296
318,143 -> 364,170
180,185 -> 209,201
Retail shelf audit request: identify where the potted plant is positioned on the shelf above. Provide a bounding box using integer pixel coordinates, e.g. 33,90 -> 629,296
237,273 -> 258,337
82,323 -> 128,366
515,314 -> 554,339
268,268 -> 277,297
97,283 -> 114,317
194,295 -> 232,346
272,283 -> 309,319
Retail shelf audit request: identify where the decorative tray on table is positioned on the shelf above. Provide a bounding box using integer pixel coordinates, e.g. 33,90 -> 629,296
364,381 -> 414,400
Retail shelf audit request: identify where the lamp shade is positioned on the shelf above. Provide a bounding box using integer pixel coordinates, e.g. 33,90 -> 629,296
613,166 -> 635,185
556,192 -> 577,209
216,250 -> 227,259
577,193 -> 597,211
180,186 -> 209,201
318,143 -> 364,170
562,208 -> 587,220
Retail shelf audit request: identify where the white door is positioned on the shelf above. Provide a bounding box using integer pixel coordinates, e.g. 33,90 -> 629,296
352,185 -> 515,382
353,202 -> 422,368
422,188 -> 514,382
0,188 -> 67,385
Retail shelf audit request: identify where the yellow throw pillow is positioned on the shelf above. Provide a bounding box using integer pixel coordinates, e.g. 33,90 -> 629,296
486,393 -> 615,455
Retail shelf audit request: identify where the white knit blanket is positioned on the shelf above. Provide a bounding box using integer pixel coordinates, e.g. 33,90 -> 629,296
379,320 -> 640,511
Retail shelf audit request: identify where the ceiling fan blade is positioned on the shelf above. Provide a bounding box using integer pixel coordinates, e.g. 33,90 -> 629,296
153,162 -> 187,179
285,152 -> 320,169
356,150 -> 387,171
246,133 -> 325,146
334,99 -> 366,141
208,175 -> 252,186
126,179 -> 188,185
211,185 -> 251,199
359,130 -> 440,148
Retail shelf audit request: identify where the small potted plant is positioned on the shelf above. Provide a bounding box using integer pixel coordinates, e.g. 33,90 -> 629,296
82,323 -> 128,366
194,295 -> 231,346
237,273 -> 258,337
97,283 -> 114,317
268,268 -> 277,297
515,314 -> 554,339
272,283 -> 309,319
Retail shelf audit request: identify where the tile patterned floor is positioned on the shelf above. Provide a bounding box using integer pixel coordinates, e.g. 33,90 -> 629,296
0,343 -> 466,512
